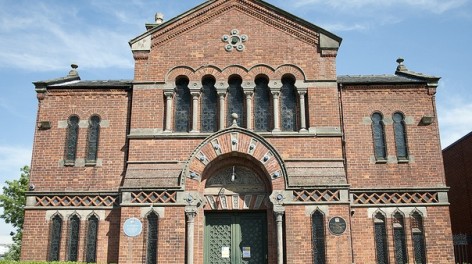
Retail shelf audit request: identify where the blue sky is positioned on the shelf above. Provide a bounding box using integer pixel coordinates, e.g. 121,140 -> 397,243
0,0 -> 471,242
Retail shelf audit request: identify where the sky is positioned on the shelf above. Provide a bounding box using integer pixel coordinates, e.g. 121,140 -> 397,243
0,0 -> 471,243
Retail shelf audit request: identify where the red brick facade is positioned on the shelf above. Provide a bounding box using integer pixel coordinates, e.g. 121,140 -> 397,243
22,0 -> 453,263
443,132 -> 472,263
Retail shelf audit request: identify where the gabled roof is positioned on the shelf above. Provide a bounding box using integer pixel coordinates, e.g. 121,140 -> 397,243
129,0 -> 341,50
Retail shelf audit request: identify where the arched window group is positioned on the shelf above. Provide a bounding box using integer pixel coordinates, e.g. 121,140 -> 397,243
48,214 -> 99,263
64,115 -> 101,165
168,74 -> 306,133
371,111 -> 408,162
373,210 -> 427,264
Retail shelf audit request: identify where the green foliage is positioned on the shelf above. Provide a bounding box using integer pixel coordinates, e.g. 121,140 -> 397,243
0,261 -> 90,264
0,166 -> 30,261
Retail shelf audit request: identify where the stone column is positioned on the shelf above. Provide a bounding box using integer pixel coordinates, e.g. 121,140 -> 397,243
190,92 -> 200,133
244,91 -> 254,130
298,90 -> 307,132
269,80 -> 282,132
185,206 -> 198,264
274,206 -> 285,264
272,92 -> 281,132
164,90 -> 174,132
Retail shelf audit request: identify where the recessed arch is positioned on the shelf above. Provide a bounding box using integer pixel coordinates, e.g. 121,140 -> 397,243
181,126 -> 287,189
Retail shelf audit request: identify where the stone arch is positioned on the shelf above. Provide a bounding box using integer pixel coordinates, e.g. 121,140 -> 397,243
247,64 -> 276,80
180,126 -> 287,189
274,64 -> 306,81
165,66 -> 197,83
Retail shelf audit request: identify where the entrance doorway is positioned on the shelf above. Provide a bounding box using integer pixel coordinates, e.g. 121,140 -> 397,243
204,212 -> 268,264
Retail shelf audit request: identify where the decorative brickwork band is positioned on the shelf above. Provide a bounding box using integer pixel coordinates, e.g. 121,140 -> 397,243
292,189 -> 340,202
353,191 -> 438,205
35,194 -> 118,207
131,191 -> 177,204
204,194 -> 267,210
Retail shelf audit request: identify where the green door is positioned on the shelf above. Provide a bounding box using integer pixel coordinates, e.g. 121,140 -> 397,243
204,212 -> 268,264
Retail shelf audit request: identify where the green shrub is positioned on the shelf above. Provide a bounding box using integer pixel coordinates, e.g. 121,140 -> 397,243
0,261 -> 91,264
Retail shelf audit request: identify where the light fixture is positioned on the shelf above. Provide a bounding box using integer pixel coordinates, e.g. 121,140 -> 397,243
231,166 -> 236,182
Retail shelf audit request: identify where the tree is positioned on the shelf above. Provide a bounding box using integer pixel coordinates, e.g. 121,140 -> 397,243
0,165 -> 29,260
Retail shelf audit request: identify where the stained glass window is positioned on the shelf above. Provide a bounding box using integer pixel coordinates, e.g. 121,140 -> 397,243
227,76 -> 244,127
312,211 -> 326,264
201,77 -> 218,132
48,215 -> 62,261
86,215 -> 99,263
281,76 -> 297,131
393,112 -> 408,160
411,212 -> 426,264
374,212 -> 389,264
65,116 -> 79,163
147,212 -> 159,264
67,215 -> 80,261
372,113 -> 387,160
86,115 -> 100,163
393,213 -> 408,264
254,76 -> 271,131
174,77 -> 191,132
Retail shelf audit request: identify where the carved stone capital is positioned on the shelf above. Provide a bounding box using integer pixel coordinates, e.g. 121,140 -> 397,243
269,80 -> 283,90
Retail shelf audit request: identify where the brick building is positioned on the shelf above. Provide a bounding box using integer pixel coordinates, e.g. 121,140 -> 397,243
21,0 -> 453,263
443,132 -> 472,263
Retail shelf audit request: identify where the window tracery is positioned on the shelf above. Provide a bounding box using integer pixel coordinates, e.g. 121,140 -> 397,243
254,76 -> 271,131
175,77 -> 191,132
201,77 -> 218,132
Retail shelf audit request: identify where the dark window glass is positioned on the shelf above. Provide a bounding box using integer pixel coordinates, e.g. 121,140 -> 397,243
393,112 -> 408,160
374,213 -> 389,264
147,212 -> 159,264
86,215 -> 99,263
393,213 -> 408,264
67,215 -> 80,261
254,77 -> 271,131
201,77 -> 218,132
281,76 -> 297,131
65,116 -> 79,163
411,212 -> 426,264
372,113 -> 387,160
86,115 -> 100,163
174,78 -> 191,132
312,211 -> 326,264
227,76 -> 245,127
49,215 -> 62,261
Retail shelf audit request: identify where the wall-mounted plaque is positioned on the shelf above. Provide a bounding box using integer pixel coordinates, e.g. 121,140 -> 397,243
123,217 -> 142,237
328,217 -> 347,235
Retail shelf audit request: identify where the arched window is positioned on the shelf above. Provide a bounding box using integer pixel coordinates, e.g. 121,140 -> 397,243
393,212 -> 408,264
65,115 -> 80,164
374,212 -> 388,264
312,210 -> 326,264
411,212 -> 426,264
67,214 -> 80,261
86,115 -> 100,163
201,76 -> 218,132
227,75 -> 244,127
48,214 -> 63,261
281,76 -> 297,131
254,76 -> 271,131
393,112 -> 408,160
174,77 -> 191,132
371,113 -> 387,160
146,211 -> 159,264
85,215 -> 99,263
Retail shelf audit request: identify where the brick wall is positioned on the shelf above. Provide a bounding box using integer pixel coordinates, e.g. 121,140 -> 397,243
443,132 -> 472,234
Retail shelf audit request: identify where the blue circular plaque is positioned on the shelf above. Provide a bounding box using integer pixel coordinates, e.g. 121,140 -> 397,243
123,217 -> 142,237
